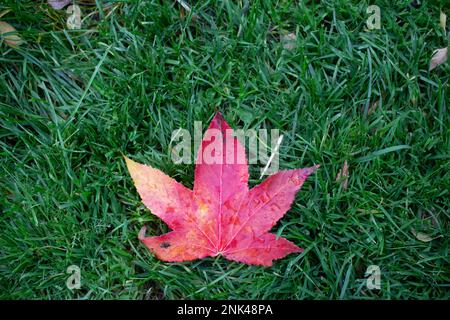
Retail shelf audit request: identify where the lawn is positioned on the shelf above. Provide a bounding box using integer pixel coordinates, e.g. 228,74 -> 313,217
0,0 -> 448,299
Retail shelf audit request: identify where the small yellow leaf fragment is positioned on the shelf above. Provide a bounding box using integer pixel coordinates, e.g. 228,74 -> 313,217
0,21 -> 24,47
440,10 -> 447,31
412,229 -> 433,242
0,10 -> 11,19
336,160 -> 349,190
429,47 -> 448,71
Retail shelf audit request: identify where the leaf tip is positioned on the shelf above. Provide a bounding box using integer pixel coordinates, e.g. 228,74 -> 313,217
123,156 -> 144,185
212,111 -> 225,124
304,164 -> 320,177
123,155 -> 137,171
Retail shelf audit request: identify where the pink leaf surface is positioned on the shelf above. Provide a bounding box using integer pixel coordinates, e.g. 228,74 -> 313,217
48,0 -> 72,10
125,112 -> 319,266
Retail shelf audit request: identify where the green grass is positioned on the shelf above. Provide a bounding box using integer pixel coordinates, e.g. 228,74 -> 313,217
1,0 -> 449,299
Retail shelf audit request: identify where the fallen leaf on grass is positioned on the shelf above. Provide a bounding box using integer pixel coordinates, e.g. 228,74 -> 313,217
411,229 -> 433,242
48,0 -> 72,10
0,21 -> 23,47
125,112 -> 319,266
440,10 -> 447,31
336,160 -> 349,190
429,47 -> 448,71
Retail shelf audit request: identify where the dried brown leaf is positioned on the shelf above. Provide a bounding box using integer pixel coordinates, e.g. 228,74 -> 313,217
429,47 -> 448,71
0,21 -> 23,47
336,160 -> 349,190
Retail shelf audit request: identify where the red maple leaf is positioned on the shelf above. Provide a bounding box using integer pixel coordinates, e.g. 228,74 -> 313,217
125,113 -> 318,266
